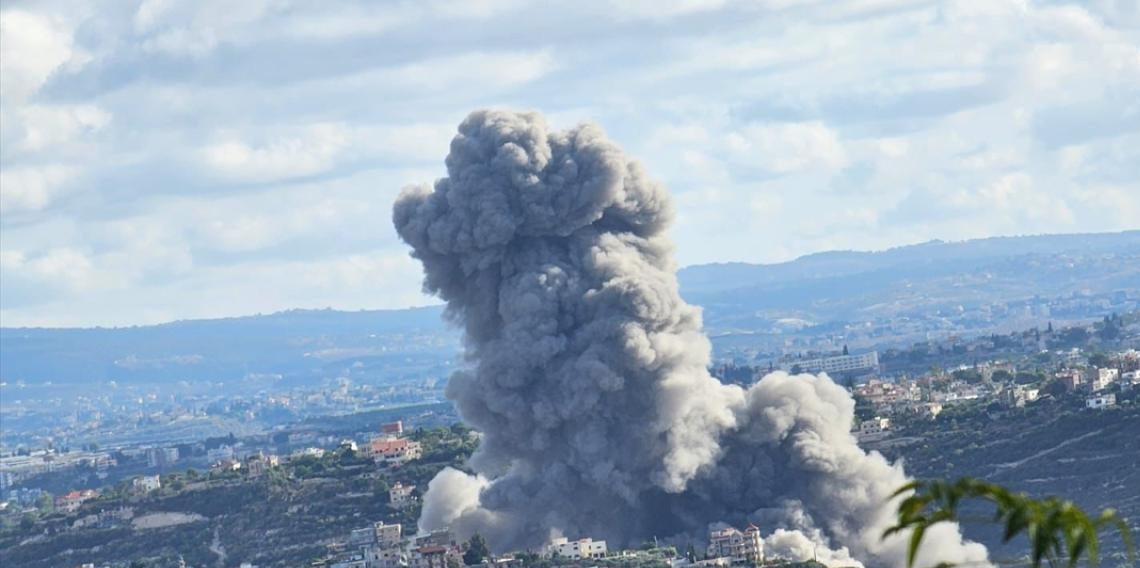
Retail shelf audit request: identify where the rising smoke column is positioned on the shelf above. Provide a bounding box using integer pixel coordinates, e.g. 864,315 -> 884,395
393,110 -> 990,568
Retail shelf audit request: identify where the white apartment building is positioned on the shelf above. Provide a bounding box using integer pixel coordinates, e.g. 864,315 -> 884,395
132,474 -> 161,493
786,352 -> 880,375
1086,393 -> 1117,410
546,537 -> 608,560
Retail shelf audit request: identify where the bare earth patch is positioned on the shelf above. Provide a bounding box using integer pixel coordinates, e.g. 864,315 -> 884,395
131,512 -> 207,530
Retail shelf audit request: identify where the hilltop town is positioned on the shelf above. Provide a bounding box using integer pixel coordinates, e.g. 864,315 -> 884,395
3,312 -> 1138,567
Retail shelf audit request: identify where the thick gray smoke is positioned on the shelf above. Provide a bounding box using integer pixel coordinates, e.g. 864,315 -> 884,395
393,110 -> 990,568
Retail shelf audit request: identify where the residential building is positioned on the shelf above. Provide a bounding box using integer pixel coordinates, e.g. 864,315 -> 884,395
858,417 -> 891,437
132,474 -> 161,493
245,453 -> 279,477
146,446 -> 180,468
1090,368 -> 1120,392
389,482 -> 416,509
1002,386 -> 1040,408
350,527 -> 376,547
415,528 -> 456,547
370,438 -> 423,466
1086,394 -> 1117,410
410,545 -> 460,568
330,551 -> 368,568
915,402 -> 943,419
373,521 -> 402,548
211,458 -> 242,473
545,537 -> 608,560
292,447 -> 326,460
381,421 -> 404,437
55,489 -> 98,514
786,351 -> 879,376
706,524 -> 763,564
1057,370 -> 1083,391
366,545 -> 406,568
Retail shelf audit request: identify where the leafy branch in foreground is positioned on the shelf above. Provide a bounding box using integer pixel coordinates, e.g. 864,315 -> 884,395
883,478 -> 1134,568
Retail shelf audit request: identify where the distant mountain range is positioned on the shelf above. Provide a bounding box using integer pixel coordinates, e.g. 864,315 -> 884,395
678,230 -> 1140,330
3,231 -> 1138,384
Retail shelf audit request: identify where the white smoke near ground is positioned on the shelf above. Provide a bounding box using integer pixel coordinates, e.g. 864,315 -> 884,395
392,110 -> 990,568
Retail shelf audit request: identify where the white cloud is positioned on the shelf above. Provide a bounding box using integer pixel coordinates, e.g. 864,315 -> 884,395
0,10 -> 80,102
14,104 -> 112,152
726,122 -> 849,174
201,123 -> 351,183
0,0 -> 1136,325
0,165 -> 77,213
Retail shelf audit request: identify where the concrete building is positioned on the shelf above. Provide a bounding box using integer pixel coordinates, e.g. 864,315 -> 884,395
132,474 -> 161,493
382,421 -> 404,437
55,489 -> 98,514
366,545 -> 406,568
1086,393 -> 1117,410
706,524 -> 763,564
545,537 -> 608,560
858,417 -> 891,436
1090,368 -> 1120,392
245,453 -> 279,477
373,521 -> 402,548
1057,370 -> 1083,392
786,351 -> 879,376
1002,386 -> 1040,408
146,446 -> 180,468
370,438 -> 423,466
389,482 -> 416,509
409,545 -> 460,568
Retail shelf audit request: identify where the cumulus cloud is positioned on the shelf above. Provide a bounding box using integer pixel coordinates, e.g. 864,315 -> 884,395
396,110 -> 989,567
0,10 -> 81,101
0,165 -> 78,213
0,0 -> 1135,325
201,123 -> 351,183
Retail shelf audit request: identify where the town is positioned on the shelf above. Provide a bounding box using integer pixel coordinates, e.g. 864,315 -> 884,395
2,312 -> 1138,567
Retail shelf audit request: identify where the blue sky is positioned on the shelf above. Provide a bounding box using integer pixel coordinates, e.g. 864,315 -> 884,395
1,0 -> 1138,327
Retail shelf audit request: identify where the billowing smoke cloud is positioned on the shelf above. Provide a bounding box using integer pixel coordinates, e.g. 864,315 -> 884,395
393,110 -> 990,568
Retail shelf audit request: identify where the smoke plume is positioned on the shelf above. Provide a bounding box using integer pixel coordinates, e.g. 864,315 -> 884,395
393,110 -> 990,568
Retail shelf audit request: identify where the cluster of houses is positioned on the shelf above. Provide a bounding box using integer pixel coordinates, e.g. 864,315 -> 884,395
320,523 -> 464,568
851,350 -> 1139,424
319,522 -> 770,568
210,450 -> 281,475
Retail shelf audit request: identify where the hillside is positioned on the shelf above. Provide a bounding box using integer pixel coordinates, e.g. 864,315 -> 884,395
868,397 -> 1140,562
2,231 -> 1138,385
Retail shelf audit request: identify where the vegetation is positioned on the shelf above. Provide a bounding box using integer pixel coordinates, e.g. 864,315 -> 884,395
0,426 -> 479,568
885,478 -> 1134,568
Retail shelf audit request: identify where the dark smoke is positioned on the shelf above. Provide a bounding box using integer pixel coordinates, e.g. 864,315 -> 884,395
393,110 -> 989,568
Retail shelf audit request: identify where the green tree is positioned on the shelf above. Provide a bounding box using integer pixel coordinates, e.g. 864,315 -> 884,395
884,478 -> 1134,568
464,533 -> 490,566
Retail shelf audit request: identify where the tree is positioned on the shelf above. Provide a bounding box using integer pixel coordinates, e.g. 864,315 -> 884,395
884,478 -> 1134,568
464,533 -> 490,566
1088,353 -> 1112,369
